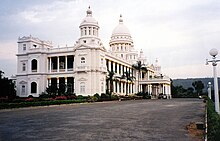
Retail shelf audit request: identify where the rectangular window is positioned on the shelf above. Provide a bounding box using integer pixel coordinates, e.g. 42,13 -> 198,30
23,44 -> 26,51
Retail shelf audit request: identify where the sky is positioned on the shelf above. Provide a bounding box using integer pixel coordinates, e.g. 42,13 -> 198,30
0,0 -> 220,79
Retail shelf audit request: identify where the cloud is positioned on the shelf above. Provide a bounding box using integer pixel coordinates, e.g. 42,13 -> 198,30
0,0 -> 220,79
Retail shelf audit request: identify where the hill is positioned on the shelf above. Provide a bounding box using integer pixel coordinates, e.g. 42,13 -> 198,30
172,78 -> 220,92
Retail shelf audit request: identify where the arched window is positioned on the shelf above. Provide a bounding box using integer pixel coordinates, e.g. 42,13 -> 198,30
81,57 -> 85,63
31,59 -> 37,72
80,82 -> 85,93
31,82 -> 37,93
21,85 -> 25,95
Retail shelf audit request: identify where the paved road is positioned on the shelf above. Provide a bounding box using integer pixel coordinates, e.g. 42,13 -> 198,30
0,99 -> 204,141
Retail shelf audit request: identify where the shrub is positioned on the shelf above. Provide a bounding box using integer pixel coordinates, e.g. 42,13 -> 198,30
207,98 -> 220,141
66,94 -> 77,100
25,98 -> 34,102
111,95 -> 119,100
0,99 -> 87,109
28,95 -> 34,98
101,93 -> 110,101
94,93 -> 100,100
77,95 -> 85,100
54,96 -> 67,100
87,96 -> 98,102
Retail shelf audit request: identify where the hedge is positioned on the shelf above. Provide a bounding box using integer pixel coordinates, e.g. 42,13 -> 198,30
207,98 -> 220,141
0,99 -> 86,109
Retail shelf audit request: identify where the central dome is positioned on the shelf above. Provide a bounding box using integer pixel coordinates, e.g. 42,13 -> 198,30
112,15 -> 131,37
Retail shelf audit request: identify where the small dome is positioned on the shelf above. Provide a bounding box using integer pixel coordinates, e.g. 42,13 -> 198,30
80,7 -> 98,27
111,15 -> 131,36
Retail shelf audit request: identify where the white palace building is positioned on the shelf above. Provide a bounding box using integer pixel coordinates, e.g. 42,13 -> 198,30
16,7 -> 171,98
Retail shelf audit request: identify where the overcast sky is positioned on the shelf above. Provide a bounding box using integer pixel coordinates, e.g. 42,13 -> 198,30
0,0 -> 220,79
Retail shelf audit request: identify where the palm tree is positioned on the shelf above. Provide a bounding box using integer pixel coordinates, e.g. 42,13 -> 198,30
132,61 -> 147,92
106,70 -> 116,97
121,71 -> 135,96
0,70 -> 4,79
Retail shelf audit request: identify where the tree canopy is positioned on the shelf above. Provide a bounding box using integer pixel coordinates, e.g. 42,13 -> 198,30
0,70 -> 16,99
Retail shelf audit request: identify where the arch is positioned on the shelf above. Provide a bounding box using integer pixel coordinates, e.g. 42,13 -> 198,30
31,59 -> 37,72
31,82 -> 37,93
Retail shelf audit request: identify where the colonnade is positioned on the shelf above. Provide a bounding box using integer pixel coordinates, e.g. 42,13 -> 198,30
48,55 -> 74,73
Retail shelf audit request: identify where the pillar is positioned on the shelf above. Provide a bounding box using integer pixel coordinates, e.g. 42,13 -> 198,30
49,57 -> 51,73
65,56 -> 67,72
57,57 -> 59,72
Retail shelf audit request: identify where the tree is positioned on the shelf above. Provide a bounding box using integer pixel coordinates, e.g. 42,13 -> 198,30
0,70 -> 16,99
192,80 -> 204,96
132,61 -> 147,92
106,70 -> 116,97
121,71 -> 135,96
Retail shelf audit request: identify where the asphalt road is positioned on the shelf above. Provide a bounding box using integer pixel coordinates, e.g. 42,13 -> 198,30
0,98 -> 205,141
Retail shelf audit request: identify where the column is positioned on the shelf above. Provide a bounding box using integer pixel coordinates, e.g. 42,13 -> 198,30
47,78 -> 51,87
65,56 -> 67,72
113,62 -> 115,72
57,57 -> 59,72
57,77 -> 59,88
109,61 -> 111,71
65,77 -> 67,92
48,57 -> 51,73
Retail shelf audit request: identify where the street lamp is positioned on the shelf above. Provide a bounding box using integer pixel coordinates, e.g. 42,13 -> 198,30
206,48 -> 220,114
208,82 -> 211,99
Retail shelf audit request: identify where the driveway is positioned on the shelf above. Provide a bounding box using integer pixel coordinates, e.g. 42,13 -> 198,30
0,98 -> 204,141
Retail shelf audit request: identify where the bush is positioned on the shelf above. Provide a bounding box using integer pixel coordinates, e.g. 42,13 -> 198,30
66,94 -> 77,100
207,98 -> 220,141
0,99 -> 87,109
87,96 -> 98,102
111,95 -> 119,100
101,93 -> 110,101
94,93 -> 100,100
77,95 -> 85,100
136,92 -> 151,99
54,96 -> 67,100
28,95 -> 34,98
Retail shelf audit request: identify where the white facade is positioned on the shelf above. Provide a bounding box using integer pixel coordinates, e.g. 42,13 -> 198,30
16,7 -> 171,98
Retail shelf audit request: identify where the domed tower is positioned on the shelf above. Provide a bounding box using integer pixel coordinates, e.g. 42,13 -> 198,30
78,6 -> 101,45
154,58 -> 162,75
109,15 -> 137,61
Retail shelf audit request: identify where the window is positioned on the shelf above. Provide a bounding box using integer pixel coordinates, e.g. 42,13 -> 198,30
21,85 -> 25,95
80,82 -> 85,93
84,28 -> 87,35
101,82 -> 104,92
22,63 -> 26,71
33,44 -> 37,48
31,82 -> 37,93
31,59 -> 37,72
83,40 -> 86,43
81,57 -> 85,63
23,44 -> 26,51
101,58 -> 103,65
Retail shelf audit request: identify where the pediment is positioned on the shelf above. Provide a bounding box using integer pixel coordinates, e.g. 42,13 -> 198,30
78,77 -> 87,81
74,44 -> 91,51
19,80 -> 27,84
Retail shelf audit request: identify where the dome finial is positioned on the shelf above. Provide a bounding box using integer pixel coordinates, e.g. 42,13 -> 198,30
119,14 -> 123,23
86,6 -> 92,16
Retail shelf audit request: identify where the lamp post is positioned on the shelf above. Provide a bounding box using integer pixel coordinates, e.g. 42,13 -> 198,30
208,82 -> 211,99
206,48 -> 220,114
